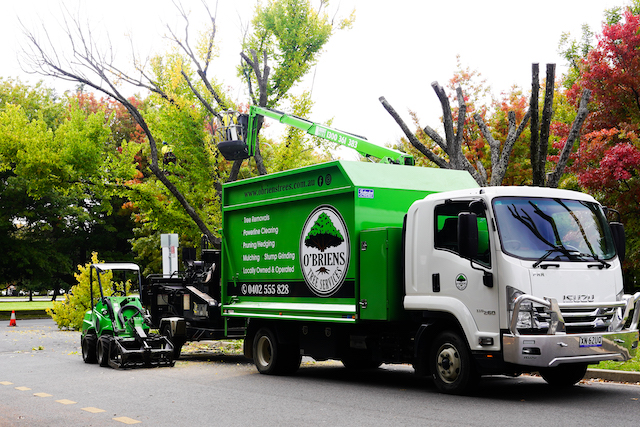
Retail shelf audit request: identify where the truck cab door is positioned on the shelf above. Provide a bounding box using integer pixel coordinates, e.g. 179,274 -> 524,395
431,202 -> 499,335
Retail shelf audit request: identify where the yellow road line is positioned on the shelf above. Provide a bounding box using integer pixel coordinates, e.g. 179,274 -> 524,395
113,416 -> 142,424
5,381 -> 141,423
81,407 -> 106,413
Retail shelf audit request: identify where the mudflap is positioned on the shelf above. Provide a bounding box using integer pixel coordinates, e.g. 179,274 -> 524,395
108,335 -> 175,369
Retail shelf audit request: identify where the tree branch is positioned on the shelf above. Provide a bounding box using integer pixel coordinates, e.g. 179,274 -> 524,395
546,89 -> 591,188
538,63 -> 556,186
530,64 -> 542,185
378,96 -> 449,168
21,8 -> 219,246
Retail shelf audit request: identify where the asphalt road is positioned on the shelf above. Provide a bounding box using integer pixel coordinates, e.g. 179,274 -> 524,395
1,319 -> 640,426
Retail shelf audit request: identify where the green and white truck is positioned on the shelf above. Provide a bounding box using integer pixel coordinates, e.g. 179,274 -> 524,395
159,106 -> 640,394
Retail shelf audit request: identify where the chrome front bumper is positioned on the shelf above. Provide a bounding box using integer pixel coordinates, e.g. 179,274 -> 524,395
503,292 -> 640,367
503,330 -> 638,367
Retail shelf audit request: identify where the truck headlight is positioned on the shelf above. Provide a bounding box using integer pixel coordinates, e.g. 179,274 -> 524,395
609,289 -> 626,331
507,286 -> 539,330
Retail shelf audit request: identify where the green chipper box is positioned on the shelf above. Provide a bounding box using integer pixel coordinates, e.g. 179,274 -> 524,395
221,160 -> 478,373
222,160 -> 476,321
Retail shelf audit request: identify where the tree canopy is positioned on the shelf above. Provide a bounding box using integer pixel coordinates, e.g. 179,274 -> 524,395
7,0 -> 640,294
0,79 -> 136,297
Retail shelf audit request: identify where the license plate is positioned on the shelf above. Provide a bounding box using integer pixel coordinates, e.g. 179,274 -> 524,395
580,336 -> 603,347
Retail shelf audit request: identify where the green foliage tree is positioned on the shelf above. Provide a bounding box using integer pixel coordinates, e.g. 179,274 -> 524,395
0,80 -> 137,297
20,1 -> 354,268
237,0 -> 354,178
558,3 -> 640,287
263,91 -> 333,172
305,212 -> 343,252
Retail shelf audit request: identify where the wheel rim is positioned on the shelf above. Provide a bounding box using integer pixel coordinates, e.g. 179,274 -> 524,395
436,343 -> 461,384
256,335 -> 273,368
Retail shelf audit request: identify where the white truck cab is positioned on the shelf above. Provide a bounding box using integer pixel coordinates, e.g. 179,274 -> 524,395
405,186 -> 639,387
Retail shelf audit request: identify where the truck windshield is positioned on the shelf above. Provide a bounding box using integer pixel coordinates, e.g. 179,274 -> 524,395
492,197 -> 616,262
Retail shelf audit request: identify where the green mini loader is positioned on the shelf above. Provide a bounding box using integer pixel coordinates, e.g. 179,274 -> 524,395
80,263 -> 174,369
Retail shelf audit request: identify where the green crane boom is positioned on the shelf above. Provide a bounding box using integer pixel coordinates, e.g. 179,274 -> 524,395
218,106 -> 414,166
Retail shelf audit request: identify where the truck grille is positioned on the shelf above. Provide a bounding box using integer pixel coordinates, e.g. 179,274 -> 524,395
535,305 -> 617,333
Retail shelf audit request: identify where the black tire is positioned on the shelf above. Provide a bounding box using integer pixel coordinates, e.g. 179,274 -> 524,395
96,336 -> 112,367
81,334 -> 97,364
253,327 -> 301,375
430,331 -> 478,394
539,364 -> 587,387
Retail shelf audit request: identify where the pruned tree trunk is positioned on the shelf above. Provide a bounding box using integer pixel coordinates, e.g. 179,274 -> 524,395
539,64 -> 556,186
529,63 -> 591,188
378,96 -> 449,168
474,110 -> 531,186
530,64 -> 542,186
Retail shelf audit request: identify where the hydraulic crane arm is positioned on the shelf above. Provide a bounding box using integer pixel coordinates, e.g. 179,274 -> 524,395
218,105 -> 414,165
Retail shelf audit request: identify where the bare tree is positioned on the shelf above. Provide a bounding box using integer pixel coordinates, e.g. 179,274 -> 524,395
20,5 -> 219,245
529,63 -> 592,188
238,48 -> 270,176
163,1 -> 261,184
380,84 -> 484,183
381,65 -> 591,188
380,82 -> 528,186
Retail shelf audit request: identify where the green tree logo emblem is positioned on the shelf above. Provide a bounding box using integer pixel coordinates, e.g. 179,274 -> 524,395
300,205 -> 350,297
304,212 -> 344,252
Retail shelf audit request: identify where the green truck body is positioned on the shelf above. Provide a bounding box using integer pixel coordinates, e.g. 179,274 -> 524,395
221,160 -> 478,323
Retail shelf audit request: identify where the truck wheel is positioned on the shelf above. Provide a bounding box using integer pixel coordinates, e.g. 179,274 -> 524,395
253,327 -> 301,375
96,336 -> 112,367
430,331 -> 478,394
539,364 -> 587,387
81,334 -> 97,364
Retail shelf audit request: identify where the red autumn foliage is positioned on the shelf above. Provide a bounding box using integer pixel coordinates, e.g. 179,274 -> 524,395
570,10 -> 640,131
73,91 -> 147,145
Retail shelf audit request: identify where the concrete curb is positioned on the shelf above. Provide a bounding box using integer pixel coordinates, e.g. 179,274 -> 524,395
586,369 -> 640,383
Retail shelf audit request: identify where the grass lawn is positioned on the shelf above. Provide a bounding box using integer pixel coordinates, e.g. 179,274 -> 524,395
0,301 -> 54,312
593,352 -> 640,372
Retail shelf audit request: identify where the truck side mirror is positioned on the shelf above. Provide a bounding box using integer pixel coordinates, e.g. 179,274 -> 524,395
610,222 -> 626,263
458,212 -> 478,260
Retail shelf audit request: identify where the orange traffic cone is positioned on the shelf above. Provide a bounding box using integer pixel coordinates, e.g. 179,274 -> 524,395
9,310 -> 16,327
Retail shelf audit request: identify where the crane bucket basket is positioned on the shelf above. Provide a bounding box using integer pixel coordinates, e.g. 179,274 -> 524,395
218,113 -> 250,161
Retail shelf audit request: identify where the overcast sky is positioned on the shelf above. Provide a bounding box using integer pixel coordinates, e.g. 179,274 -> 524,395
0,0 -> 626,159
